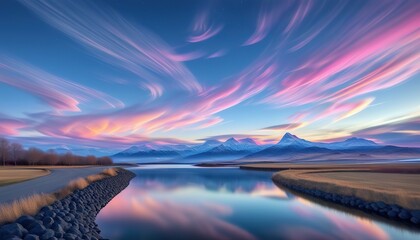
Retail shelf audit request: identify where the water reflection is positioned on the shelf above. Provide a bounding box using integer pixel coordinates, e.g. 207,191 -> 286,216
96,166 -> 419,240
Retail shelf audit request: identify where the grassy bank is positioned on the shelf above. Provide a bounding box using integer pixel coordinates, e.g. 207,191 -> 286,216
0,168 -> 118,224
272,168 -> 420,210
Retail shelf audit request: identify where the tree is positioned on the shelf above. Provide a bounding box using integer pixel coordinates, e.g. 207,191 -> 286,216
43,150 -> 59,165
0,138 -> 9,166
25,147 -> 44,165
10,143 -> 24,166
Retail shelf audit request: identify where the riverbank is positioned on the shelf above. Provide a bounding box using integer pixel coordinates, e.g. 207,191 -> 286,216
0,166 -> 114,204
0,168 -> 50,187
0,168 -> 135,239
264,163 -> 420,227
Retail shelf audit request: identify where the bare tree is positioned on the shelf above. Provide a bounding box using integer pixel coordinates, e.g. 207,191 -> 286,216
0,138 -> 9,166
44,150 -> 59,165
25,147 -> 44,166
10,143 -> 24,166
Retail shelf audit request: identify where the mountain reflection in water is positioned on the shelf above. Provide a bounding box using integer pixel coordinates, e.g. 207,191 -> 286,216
96,166 -> 419,240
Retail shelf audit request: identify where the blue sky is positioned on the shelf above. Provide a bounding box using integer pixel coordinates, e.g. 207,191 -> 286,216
0,0 -> 419,149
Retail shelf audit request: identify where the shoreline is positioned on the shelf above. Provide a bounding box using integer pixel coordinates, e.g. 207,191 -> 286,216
272,170 -> 420,227
0,168 -> 135,239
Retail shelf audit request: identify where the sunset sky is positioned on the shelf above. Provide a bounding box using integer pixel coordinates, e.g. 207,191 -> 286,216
0,0 -> 419,149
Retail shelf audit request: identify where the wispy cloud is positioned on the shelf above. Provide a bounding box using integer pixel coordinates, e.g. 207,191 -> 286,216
188,6 -> 223,43
0,117 -> 26,136
261,123 -> 306,131
243,1 -> 289,46
0,57 -> 123,112
21,0 -> 202,98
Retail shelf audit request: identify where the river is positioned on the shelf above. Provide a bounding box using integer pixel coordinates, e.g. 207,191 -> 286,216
96,165 -> 420,239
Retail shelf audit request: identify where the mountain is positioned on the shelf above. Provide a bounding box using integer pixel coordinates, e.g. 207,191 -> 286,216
276,133 -> 315,148
187,139 -> 222,154
324,137 -> 378,149
182,138 -> 263,162
241,132 -> 420,163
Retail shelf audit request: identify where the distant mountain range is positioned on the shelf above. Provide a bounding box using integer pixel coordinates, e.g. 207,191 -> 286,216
97,132 -> 420,163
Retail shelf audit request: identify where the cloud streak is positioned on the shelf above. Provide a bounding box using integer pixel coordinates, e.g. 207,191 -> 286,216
0,57 -> 123,112
21,0 -> 202,98
188,6 -> 223,43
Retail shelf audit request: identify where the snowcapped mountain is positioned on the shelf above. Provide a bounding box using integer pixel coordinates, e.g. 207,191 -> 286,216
324,137 -> 378,149
181,138 -> 263,162
188,139 -> 222,153
272,133 -> 379,150
276,133 -> 315,148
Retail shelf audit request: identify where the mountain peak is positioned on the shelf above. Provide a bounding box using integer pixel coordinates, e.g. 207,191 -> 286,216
277,133 -> 313,148
225,138 -> 239,144
341,137 -> 378,146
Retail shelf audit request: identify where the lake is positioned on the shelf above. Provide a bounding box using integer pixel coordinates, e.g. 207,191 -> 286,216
96,165 -> 420,240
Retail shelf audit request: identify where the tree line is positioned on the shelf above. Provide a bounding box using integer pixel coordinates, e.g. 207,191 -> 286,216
0,138 -> 113,166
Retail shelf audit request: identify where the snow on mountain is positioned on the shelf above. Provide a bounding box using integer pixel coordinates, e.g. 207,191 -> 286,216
274,132 -> 379,150
325,137 -> 378,149
276,133 -> 315,148
188,139 -> 222,153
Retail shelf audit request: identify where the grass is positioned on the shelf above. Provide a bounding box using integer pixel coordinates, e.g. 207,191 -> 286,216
0,168 -> 50,187
0,168 -> 120,224
272,168 -> 420,210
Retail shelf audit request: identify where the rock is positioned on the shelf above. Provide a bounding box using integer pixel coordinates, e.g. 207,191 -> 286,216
411,210 -> 420,219
387,210 -> 398,218
63,233 -> 77,240
40,229 -> 55,240
23,234 -> 40,240
42,217 -> 54,227
16,216 -> 36,229
4,237 -> 23,240
0,223 -> 28,238
411,217 -> 420,225
29,224 -> 46,236
398,210 -> 411,220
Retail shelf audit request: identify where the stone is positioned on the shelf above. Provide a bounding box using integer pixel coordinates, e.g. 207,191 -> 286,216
42,217 -> 54,227
23,234 -> 40,240
411,217 -> 420,225
40,229 -> 55,240
398,210 -> 411,220
63,233 -> 77,240
29,224 -> 46,236
0,223 -> 28,238
16,216 -> 36,229
411,210 -> 420,219
387,210 -> 398,218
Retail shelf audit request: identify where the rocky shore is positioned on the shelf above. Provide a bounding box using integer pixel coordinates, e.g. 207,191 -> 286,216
273,178 -> 420,227
0,168 -> 135,240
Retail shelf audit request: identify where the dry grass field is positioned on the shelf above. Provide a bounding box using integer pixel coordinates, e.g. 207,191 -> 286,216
242,163 -> 420,209
0,168 -> 50,186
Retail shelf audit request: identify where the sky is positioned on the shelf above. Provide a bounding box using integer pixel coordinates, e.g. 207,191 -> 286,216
0,0 -> 419,149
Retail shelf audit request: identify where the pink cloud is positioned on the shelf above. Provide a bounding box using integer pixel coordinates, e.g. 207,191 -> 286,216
188,7 -> 224,43
0,118 -> 26,135
0,58 -> 123,112
243,1 -> 291,46
266,4 -> 419,107
207,49 -> 227,59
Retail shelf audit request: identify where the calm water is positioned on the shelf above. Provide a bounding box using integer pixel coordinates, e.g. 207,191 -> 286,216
96,165 -> 420,240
